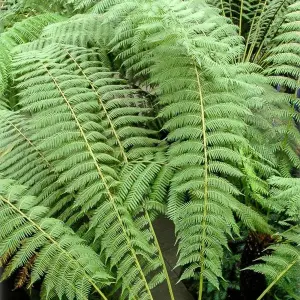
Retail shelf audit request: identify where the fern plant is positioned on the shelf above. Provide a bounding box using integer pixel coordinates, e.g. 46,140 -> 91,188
10,43 -> 169,299
0,0 -> 299,300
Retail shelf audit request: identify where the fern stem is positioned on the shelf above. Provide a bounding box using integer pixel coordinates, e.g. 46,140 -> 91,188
277,224 -> 300,236
252,0 -> 287,63
243,0 -> 262,62
257,258 -> 298,300
194,64 -> 209,300
145,210 -> 176,300
228,0 -> 233,21
64,48 -> 129,163
220,0 -> 226,17
44,66 -> 153,299
239,0 -> 244,36
245,0 -> 268,62
0,195 -> 109,300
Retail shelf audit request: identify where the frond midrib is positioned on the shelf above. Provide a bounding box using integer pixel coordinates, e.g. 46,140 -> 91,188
0,194 -> 108,300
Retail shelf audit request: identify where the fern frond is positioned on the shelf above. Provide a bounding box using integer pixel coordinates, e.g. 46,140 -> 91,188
0,178 -> 111,300
12,46 -> 161,300
92,1 -> 277,298
49,44 -> 160,162
40,14 -> 110,49
0,110 -> 65,206
0,13 -> 63,95
263,1 -> 300,90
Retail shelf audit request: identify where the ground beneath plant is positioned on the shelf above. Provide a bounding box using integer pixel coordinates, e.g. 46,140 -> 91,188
152,217 -> 194,300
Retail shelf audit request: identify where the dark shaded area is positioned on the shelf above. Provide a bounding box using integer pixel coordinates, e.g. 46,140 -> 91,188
0,268 -> 30,300
226,288 -> 242,299
240,232 -> 274,300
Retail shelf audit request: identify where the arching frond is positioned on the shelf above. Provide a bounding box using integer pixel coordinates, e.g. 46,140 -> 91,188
1,1 -> 299,299
12,45 -> 162,300
0,178 -> 111,300
95,1 -> 272,298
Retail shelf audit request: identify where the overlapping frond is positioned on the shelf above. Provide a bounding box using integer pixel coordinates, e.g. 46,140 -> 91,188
0,0 -> 299,299
0,178 -> 111,300
94,1 -> 273,298
12,45 -> 164,300
0,13 -> 63,95
263,1 -> 300,91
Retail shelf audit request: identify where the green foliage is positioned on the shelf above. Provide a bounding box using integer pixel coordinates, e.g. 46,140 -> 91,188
10,43 -> 167,299
0,178 -> 111,300
0,13 -> 63,95
263,1 -> 300,91
247,176 -> 300,299
0,0 -> 299,299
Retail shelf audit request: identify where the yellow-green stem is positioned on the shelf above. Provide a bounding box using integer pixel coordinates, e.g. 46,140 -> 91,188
257,259 -> 298,300
145,210 -> 176,300
242,0 -> 262,62
245,0 -> 268,62
64,48 -> 128,163
239,0 -> 244,36
0,195 -> 108,300
194,64 -> 209,300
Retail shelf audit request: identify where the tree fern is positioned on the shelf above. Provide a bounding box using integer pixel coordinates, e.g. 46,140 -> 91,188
0,0 -> 299,299
90,1 -> 275,299
35,0 -> 300,175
